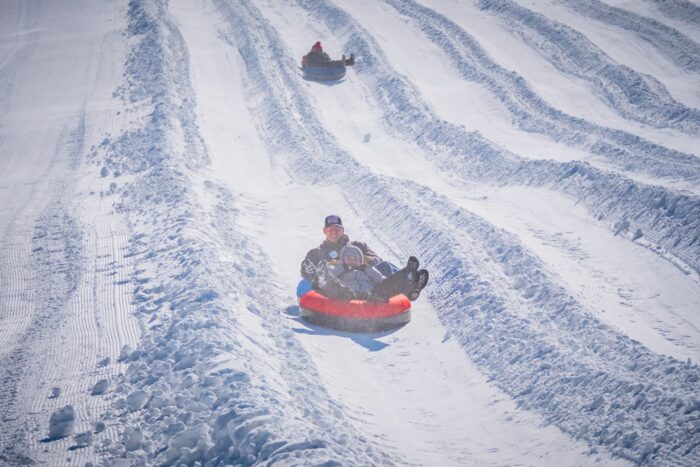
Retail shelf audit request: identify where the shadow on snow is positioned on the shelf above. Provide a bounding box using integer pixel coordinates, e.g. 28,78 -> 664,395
284,305 -> 395,351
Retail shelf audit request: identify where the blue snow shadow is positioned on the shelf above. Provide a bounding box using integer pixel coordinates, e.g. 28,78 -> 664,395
284,305 -> 393,352
301,75 -> 347,86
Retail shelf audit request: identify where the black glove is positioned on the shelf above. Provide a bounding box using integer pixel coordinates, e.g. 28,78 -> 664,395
300,259 -> 316,278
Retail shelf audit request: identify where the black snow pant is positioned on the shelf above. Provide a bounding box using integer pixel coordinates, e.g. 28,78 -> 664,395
368,266 -> 415,300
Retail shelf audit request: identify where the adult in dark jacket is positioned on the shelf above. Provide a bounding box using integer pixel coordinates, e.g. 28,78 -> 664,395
300,214 -> 381,274
301,41 -> 331,67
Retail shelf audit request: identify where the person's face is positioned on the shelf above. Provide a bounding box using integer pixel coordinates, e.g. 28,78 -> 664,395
323,225 -> 344,243
343,254 -> 362,268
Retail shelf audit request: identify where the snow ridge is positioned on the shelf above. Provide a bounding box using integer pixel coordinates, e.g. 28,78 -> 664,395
215,2 -> 700,463
92,0 -> 396,464
644,0 -> 700,27
380,0 -> 700,178
364,181 -> 700,466
295,0 -> 700,281
561,0 -> 700,73
474,0 -> 700,132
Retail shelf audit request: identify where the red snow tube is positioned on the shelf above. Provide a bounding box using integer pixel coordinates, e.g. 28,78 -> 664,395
299,290 -> 411,332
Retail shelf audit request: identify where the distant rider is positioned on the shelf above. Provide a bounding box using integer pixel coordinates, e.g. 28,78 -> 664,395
301,41 -> 330,67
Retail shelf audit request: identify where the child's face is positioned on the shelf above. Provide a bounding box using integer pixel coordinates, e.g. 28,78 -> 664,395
344,255 -> 362,268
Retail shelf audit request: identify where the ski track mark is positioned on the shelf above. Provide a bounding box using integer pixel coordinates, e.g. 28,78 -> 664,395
379,0 -> 700,178
562,0 -> 700,73
0,11 -> 142,456
646,0 -> 700,28
0,117 -> 86,464
97,213 -> 141,357
0,211 -> 40,362
473,0 -> 700,132
0,1 -> 38,118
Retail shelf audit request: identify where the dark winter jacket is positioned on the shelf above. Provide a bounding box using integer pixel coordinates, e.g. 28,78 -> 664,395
302,50 -> 331,67
301,234 -> 381,277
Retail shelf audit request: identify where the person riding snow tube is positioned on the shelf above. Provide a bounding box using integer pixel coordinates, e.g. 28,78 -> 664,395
301,41 -> 355,81
297,246 -> 428,332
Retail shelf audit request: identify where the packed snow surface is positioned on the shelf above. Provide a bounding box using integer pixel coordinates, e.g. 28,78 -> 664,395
0,0 -> 698,465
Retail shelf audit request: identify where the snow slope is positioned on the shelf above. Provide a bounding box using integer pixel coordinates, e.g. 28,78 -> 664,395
0,0 -> 698,465
0,1 -> 141,465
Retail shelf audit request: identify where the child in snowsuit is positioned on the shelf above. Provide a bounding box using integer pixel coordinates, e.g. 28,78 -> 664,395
310,245 -> 429,301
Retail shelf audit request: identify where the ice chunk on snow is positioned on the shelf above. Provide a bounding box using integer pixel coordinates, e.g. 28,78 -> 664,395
180,373 -> 198,389
95,421 -> 106,433
161,424 -> 209,463
74,431 -> 93,446
125,429 -> 144,451
91,379 -> 110,395
127,390 -> 149,411
119,345 -> 132,362
48,405 -> 75,439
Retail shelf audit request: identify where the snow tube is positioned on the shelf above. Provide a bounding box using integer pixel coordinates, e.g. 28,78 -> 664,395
298,290 -> 411,332
302,64 -> 347,81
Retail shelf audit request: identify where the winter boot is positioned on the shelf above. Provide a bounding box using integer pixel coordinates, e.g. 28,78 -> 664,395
414,269 -> 429,289
404,256 -> 420,283
407,269 -> 429,301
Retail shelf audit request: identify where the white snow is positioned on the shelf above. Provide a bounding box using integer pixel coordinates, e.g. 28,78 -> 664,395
0,0 -> 698,465
525,0 -> 700,108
